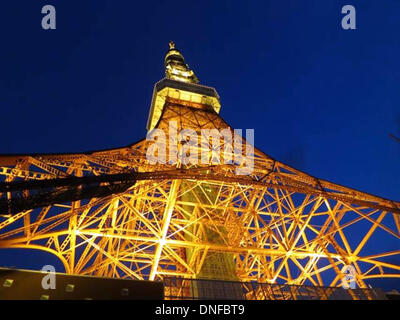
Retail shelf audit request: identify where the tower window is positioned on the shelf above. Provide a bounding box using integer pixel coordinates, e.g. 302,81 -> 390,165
121,288 -> 129,296
3,279 -> 14,287
66,284 -> 75,292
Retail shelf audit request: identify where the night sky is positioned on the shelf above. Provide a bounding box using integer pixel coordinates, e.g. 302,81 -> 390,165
0,1 -> 399,290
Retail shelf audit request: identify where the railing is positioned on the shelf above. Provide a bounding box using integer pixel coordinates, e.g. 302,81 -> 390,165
163,277 -> 387,300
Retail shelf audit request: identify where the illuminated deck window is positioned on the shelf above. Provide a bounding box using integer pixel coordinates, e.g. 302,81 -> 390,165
66,284 -> 75,293
3,279 -> 13,288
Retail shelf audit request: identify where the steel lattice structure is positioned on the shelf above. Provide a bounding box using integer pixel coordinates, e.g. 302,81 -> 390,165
0,42 -> 399,290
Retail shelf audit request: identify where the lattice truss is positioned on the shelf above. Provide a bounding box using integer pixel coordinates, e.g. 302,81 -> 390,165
0,100 -> 400,288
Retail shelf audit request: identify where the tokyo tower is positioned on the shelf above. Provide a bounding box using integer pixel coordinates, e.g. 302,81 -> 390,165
0,42 -> 399,292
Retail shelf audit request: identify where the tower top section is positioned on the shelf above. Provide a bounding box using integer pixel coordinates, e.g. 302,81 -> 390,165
165,41 -> 199,84
147,42 -> 221,131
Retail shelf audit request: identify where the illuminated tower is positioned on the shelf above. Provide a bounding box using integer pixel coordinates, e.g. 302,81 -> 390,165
0,42 -> 400,293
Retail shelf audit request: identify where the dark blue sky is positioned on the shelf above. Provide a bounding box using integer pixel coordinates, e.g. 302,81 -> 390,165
0,1 -> 399,289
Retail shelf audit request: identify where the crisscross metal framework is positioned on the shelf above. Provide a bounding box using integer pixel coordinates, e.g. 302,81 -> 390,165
0,98 -> 399,292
